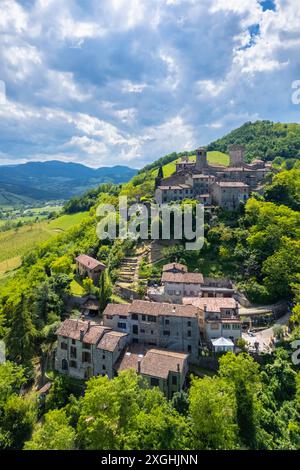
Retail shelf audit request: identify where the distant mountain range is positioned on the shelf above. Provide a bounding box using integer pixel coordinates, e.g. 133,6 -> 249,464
0,161 -> 137,206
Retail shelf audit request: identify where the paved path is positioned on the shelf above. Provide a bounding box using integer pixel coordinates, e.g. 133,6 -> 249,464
242,312 -> 291,353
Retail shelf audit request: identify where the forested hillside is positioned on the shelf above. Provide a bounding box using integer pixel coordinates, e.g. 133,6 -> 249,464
140,121 -> 300,175
208,121 -> 300,162
0,125 -> 300,450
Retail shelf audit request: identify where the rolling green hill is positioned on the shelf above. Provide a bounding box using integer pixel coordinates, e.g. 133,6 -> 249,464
207,120 -> 300,161
0,212 -> 87,280
140,121 -> 300,176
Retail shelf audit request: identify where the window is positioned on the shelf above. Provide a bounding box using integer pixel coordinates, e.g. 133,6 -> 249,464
232,324 -> 241,330
148,315 -> 156,322
117,322 -> 127,330
70,360 -> 77,369
61,342 -> 68,350
150,377 -> 159,387
210,323 -> 219,330
62,359 -> 68,371
132,325 -> 138,335
187,330 -> 191,337
165,318 -> 170,325
142,315 -> 146,321
70,346 -> 77,358
106,314 -> 113,320
131,313 -> 138,320
172,375 -> 178,386
223,324 -> 231,330
82,343 -> 90,350
187,345 -> 192,353
102,364 -> 106,370
187,321 -> 191,327
119,315 -> 127,319
102,354 -> 105,360
72,339 -> 76,345
82,351 -> 91,363
163,330 -> 170,336
140,329 -> 145,333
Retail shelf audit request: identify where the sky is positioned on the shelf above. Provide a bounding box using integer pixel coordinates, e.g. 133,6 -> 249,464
0,0 -> 300,168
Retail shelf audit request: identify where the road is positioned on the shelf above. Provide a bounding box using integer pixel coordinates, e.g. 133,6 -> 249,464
242,312 -> 291,353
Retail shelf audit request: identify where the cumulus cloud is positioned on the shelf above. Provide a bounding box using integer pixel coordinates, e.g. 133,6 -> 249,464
0,0 -> 299,168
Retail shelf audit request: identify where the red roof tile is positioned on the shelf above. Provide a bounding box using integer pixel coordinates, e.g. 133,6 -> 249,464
56,319 -> 108,344
162,271 -> 204,284
75,254 -> 106,271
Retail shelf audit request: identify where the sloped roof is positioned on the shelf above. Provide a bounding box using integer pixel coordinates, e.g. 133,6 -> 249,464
56,319 -> 107,344
162,271 -> 204,284
97,331 -> 128,352
103,303 -> 130,317
162,262 -> 187,273
211,337 -> 234,347
129,300 -> 198,318
116,347 -> 188,380
140,349 -> 188,379
75,254 -> 106,271
182,297 -> 237,313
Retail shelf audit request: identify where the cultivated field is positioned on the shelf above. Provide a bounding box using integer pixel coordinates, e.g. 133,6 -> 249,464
0,212 -> 87,279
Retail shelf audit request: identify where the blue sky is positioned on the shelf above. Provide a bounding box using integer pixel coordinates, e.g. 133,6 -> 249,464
0,0 -> 299,168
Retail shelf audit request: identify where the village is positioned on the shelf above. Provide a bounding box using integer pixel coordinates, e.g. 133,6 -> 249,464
55,248 -> 288,399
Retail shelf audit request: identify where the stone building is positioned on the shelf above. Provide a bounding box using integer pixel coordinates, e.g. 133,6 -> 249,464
55,319 -> 128,380
75,254 -> 106,285
182,297 -> 242,343
116,345 -> 189,399
155,145 -> 272,209
55,317 -> 189,397
102,300 -> 201,363
211,181 -> 249,211
147,263 -> 235,303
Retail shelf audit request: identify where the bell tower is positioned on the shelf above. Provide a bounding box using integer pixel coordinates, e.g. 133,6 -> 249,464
228,144 -> 245,167
195,147 -> 208,172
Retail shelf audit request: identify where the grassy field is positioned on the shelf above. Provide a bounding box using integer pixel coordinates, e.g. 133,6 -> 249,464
0,212 -> 87,278
153,151 -> 229,178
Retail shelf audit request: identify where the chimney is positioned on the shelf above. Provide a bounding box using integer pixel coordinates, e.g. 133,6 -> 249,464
87,321 -> 91,332
177,363 -> 180,373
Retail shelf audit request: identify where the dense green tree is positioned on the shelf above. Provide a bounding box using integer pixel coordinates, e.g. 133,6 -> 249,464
219,353 -> 260,448
189,375 -> 238,449
5,295 -> 36,364
0,395 -> 37,449
24,409 -> 76,450
77,370 -> 187,450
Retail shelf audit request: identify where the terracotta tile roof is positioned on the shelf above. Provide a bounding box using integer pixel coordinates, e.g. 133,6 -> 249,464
129,300 -> 199,318
116,351 -> 143,373
140,349 -> 188,379
161,271 -> 204,284
162,263 -> 187,273
97,331 -> 128,352
75,254 -> 106,271
56,319 -> 107,344
103,303 -> 130,317
116,347 -> 188,380
182,297 -> 237,313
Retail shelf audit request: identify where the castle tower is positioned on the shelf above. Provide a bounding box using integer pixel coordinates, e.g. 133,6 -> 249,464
228,144 -> 245,167
195,147 -> 208,172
